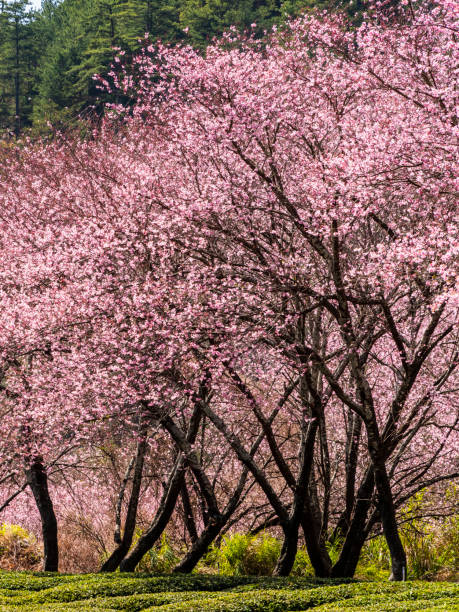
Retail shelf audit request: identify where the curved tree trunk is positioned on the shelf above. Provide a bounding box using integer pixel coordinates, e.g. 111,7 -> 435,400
366,421 -> 407,581
180,479 -> 198,544
119,455 -> 185,572
331,466 -> 375,578
372,458 -> 407,580
274,415 -> 320,576
119,397 -> 205,572
100,430 -> 147,572
301,500 -> 332,578
173,516 -> 223,574
175,456 -> 256,574
333,412 -> 362,540
274,523 -> 300,576
25,458 -> 58,572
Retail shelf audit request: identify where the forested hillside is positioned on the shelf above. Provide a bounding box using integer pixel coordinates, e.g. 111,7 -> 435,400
0,0 -> 364,135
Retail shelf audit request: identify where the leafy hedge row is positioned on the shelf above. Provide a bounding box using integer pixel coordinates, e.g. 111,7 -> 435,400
0,572 -> 456,611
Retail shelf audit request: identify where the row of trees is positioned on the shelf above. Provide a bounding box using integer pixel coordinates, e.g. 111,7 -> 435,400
0,0 -> 457,580
0,0 -> 367,135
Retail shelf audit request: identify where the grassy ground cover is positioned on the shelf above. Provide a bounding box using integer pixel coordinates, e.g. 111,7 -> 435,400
0,573 -> 456,611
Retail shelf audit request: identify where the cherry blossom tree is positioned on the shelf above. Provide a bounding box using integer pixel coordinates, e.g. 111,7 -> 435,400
0,0 -> 457,580
99,0 -> 457,578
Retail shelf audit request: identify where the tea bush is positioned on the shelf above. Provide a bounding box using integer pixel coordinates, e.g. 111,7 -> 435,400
0,573 -> 456,612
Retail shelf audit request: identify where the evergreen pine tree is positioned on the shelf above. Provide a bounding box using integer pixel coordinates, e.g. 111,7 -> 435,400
281,0 -> 367,21
118,0 -> 182,45
0,0 -> 373,133
0,0 -> 38,134
179,0 -> 283,48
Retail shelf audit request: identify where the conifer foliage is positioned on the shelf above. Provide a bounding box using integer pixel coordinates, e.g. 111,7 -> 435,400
0,0 -> 367,133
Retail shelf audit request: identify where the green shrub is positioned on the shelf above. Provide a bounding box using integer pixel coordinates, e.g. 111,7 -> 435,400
325,537 -> 343,567
356,511 -> 459,581
211,533 -> 282,576
400,511 -> 458,580
398,489 -> 459,580
140,583 -> 459,612
291,546 -> 314,577
196,512 -> 459,580
244,534 -> 282,576
136,535 -> 180,574
435,514 -> 459,578
217,533 -> 252,575
356,535 -> 391,581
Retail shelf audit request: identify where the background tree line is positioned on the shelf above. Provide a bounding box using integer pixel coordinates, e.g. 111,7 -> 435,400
0,0 -> 366,135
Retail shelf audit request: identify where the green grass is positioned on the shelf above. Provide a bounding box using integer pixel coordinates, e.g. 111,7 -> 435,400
0,572 -> 456,611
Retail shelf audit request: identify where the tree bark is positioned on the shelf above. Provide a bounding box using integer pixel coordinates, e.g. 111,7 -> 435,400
301,500 -> 332,578
173,515 -> 223,574
119,400 -> 204,572
100,429 -> 147,572
175,387 -> 301,575
25,458 -> 58,572
331,466 -> 375,578
180,479 -> 198,544
373,459 -> 407,580
366,422 -> 407,581
274,521 -> 300,576
14,16 -> 20,137
119,455 -> 185,572
274,414 -> 319,576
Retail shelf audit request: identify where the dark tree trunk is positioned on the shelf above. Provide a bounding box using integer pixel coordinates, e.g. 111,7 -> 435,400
373,458 -> 407,580
301,500 -> 332,578
366,422 -> 407,581
174,516 -> 223,574
146,0 -> 153,32
14,16 -> 20,137
180,479 -> 198,544
119,399 -> 204,572
274,414 -> 321,577
331,523 -> 368,578
25,458 -> 58,572
100,431 -> 147,572
331,466 -> 374,578
335,412 -> 362,537
174,455 -> 256,573
119,456 -> 185,572
175,430 -> 269,574
274,522 -> 300,576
